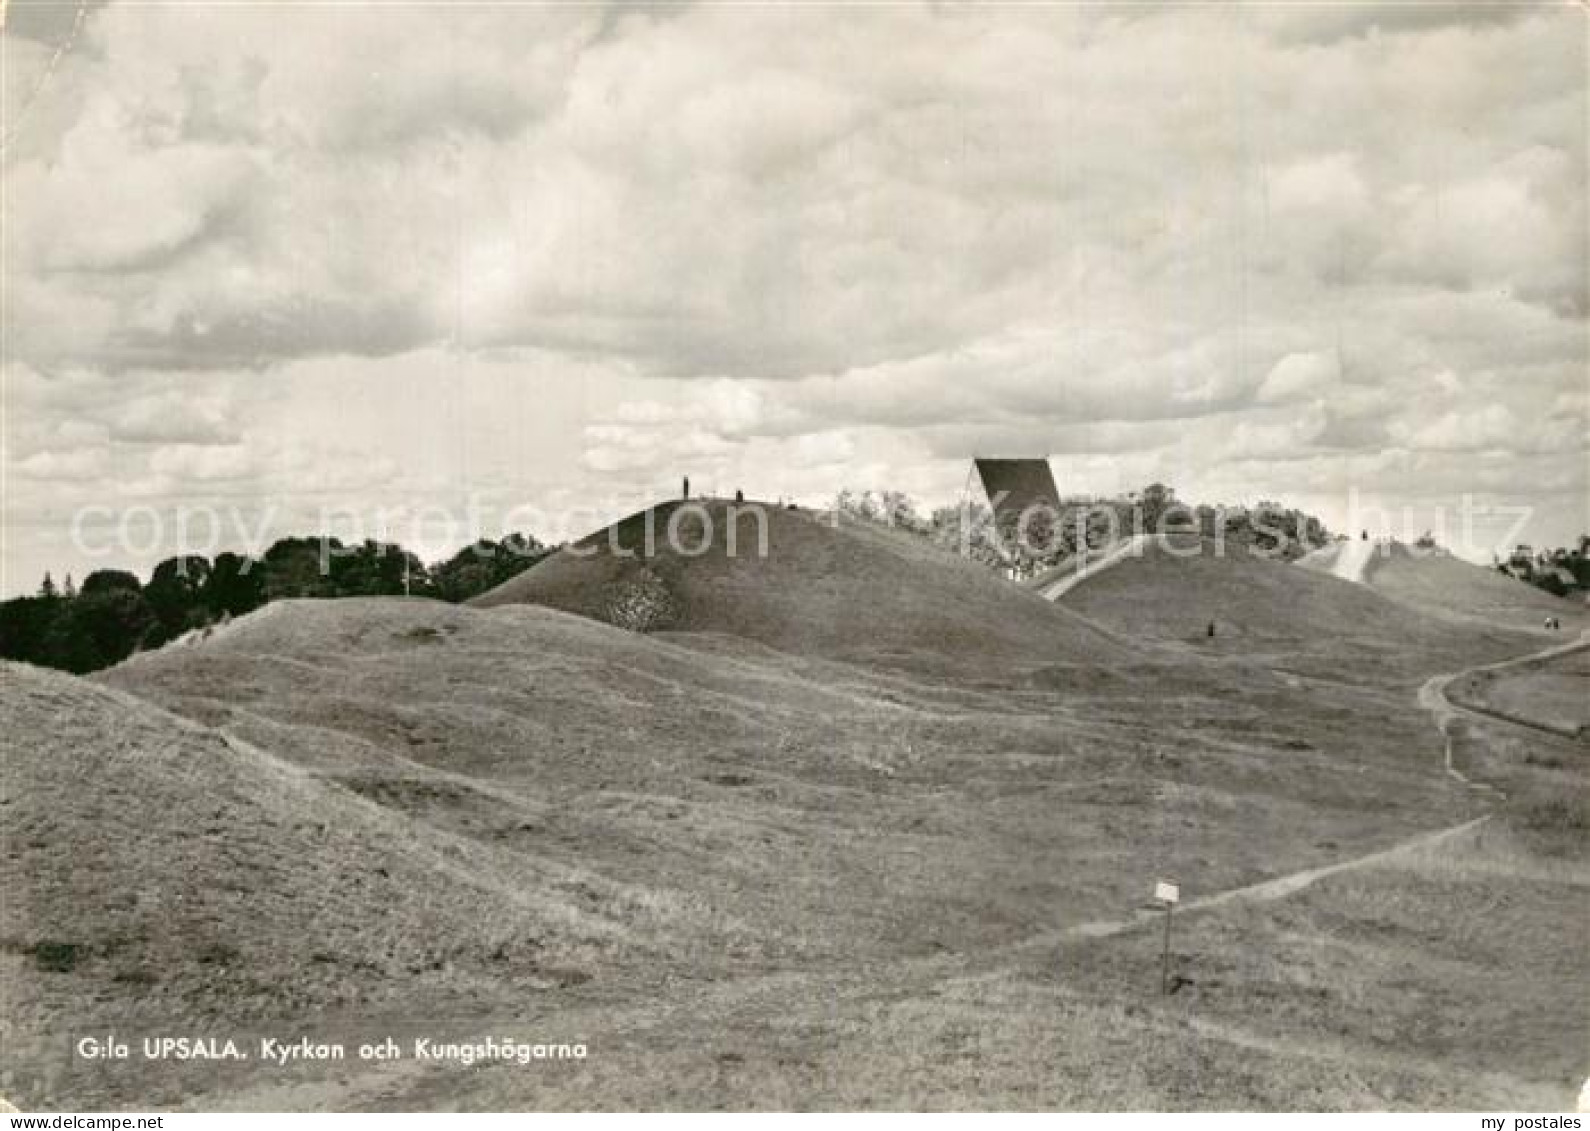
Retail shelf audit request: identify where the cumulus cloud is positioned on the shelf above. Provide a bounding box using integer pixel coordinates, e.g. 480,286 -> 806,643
146,443 -> 256,482
1390,405 -> 1518,453
13,447 -> 109,482
1258,352 -> 1340,404
109,392 -> 239,445
1258,2 -> 1540,45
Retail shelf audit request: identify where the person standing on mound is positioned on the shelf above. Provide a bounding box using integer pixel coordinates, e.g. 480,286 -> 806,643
682,476 -> 690,500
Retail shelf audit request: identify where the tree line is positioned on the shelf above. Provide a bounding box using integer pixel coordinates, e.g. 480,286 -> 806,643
0,485 -> 1347,676
832,482 -> 1331,577
0,534 -> 550,675
1498,537 -> 1590,601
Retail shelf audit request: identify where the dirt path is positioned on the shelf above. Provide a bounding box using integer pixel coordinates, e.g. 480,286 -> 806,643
1296,538 -> 1382,584
190,635 -> 1585,1109
1002,814 -> 1493,960
785,631 -> 1582,991
1417,632 -> 1590,793
1330,538 -> 1378,583
1040,534 -> 1161,601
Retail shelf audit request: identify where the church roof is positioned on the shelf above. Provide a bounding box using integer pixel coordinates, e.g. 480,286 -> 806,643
973,458 -> 1059,529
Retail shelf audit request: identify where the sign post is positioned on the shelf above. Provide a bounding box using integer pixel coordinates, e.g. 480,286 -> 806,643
1154,880 -> 1179,994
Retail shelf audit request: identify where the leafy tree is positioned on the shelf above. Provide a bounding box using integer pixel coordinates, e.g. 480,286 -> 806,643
927,502 -> 1005,570
80,569 -> 143,596
833,489 -> 927,533
0,596 -> 64,665
431,533 -> 549,603
43,589 -> 157,673
145,555 -> 213,644
262,537 -> 342,599
204,552 -> 266,617
1484,537 -> 1587,600
876,490 -> 927,533
1135,483 -> 1176,532
328,540 -> 433,597
1535,570 -> 1569,598
0,524 -> 562,671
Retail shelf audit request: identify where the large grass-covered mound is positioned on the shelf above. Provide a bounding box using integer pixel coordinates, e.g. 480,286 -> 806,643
0,662 -> 611,1035
472,499 -> 1127,669
1360,542 -> 1585,635
1057,534 -> 1531,678
5,522 -> 1581,1109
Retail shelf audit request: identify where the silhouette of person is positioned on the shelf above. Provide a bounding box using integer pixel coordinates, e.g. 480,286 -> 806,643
735,489 -> 744,502
1207,620 -> 1216,638
683,476 -> 690,500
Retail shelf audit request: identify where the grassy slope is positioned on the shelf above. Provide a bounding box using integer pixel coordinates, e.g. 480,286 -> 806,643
95,596 -> 1472,967
0,661 -> 620,1108
471,500 -> 1127,671
1299,541 -> 1588,637
4,511 -> 1583,1108
429,717 -> 1586,1112
1447,648 -> 1590,739
1057,535 -> 1534,683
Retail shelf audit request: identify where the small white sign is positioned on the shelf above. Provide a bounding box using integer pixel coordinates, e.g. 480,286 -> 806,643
1154,880 -> 1180,904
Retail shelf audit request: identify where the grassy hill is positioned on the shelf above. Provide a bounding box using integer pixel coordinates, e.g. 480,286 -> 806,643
3,522 -> 1583,1109
1361,543 -> 1586,635
471,499 -> 1126,671
1298,540 -> 1586,634
97,596 -> 1463,972
1054,534 -> 1531,681
0,659 -> 620,1107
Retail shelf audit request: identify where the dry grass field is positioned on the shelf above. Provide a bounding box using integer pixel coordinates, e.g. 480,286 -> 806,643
2,505 -> 1584,1109
1299,541 -> 1588,638
1446,648 -> 1590,740
1055,534 -> 1538,683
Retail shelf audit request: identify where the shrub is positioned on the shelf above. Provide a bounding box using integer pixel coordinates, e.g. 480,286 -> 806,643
195,941 -> 241,965
33,941 -> 81,973
1514,794 -> 1586,834
603,568 -> 680,632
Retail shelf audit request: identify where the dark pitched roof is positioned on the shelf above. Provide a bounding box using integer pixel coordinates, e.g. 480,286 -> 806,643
974,458 -> 1059,529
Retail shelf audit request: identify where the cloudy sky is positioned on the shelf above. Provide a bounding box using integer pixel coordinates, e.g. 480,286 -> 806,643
2,1 -> 1585,592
